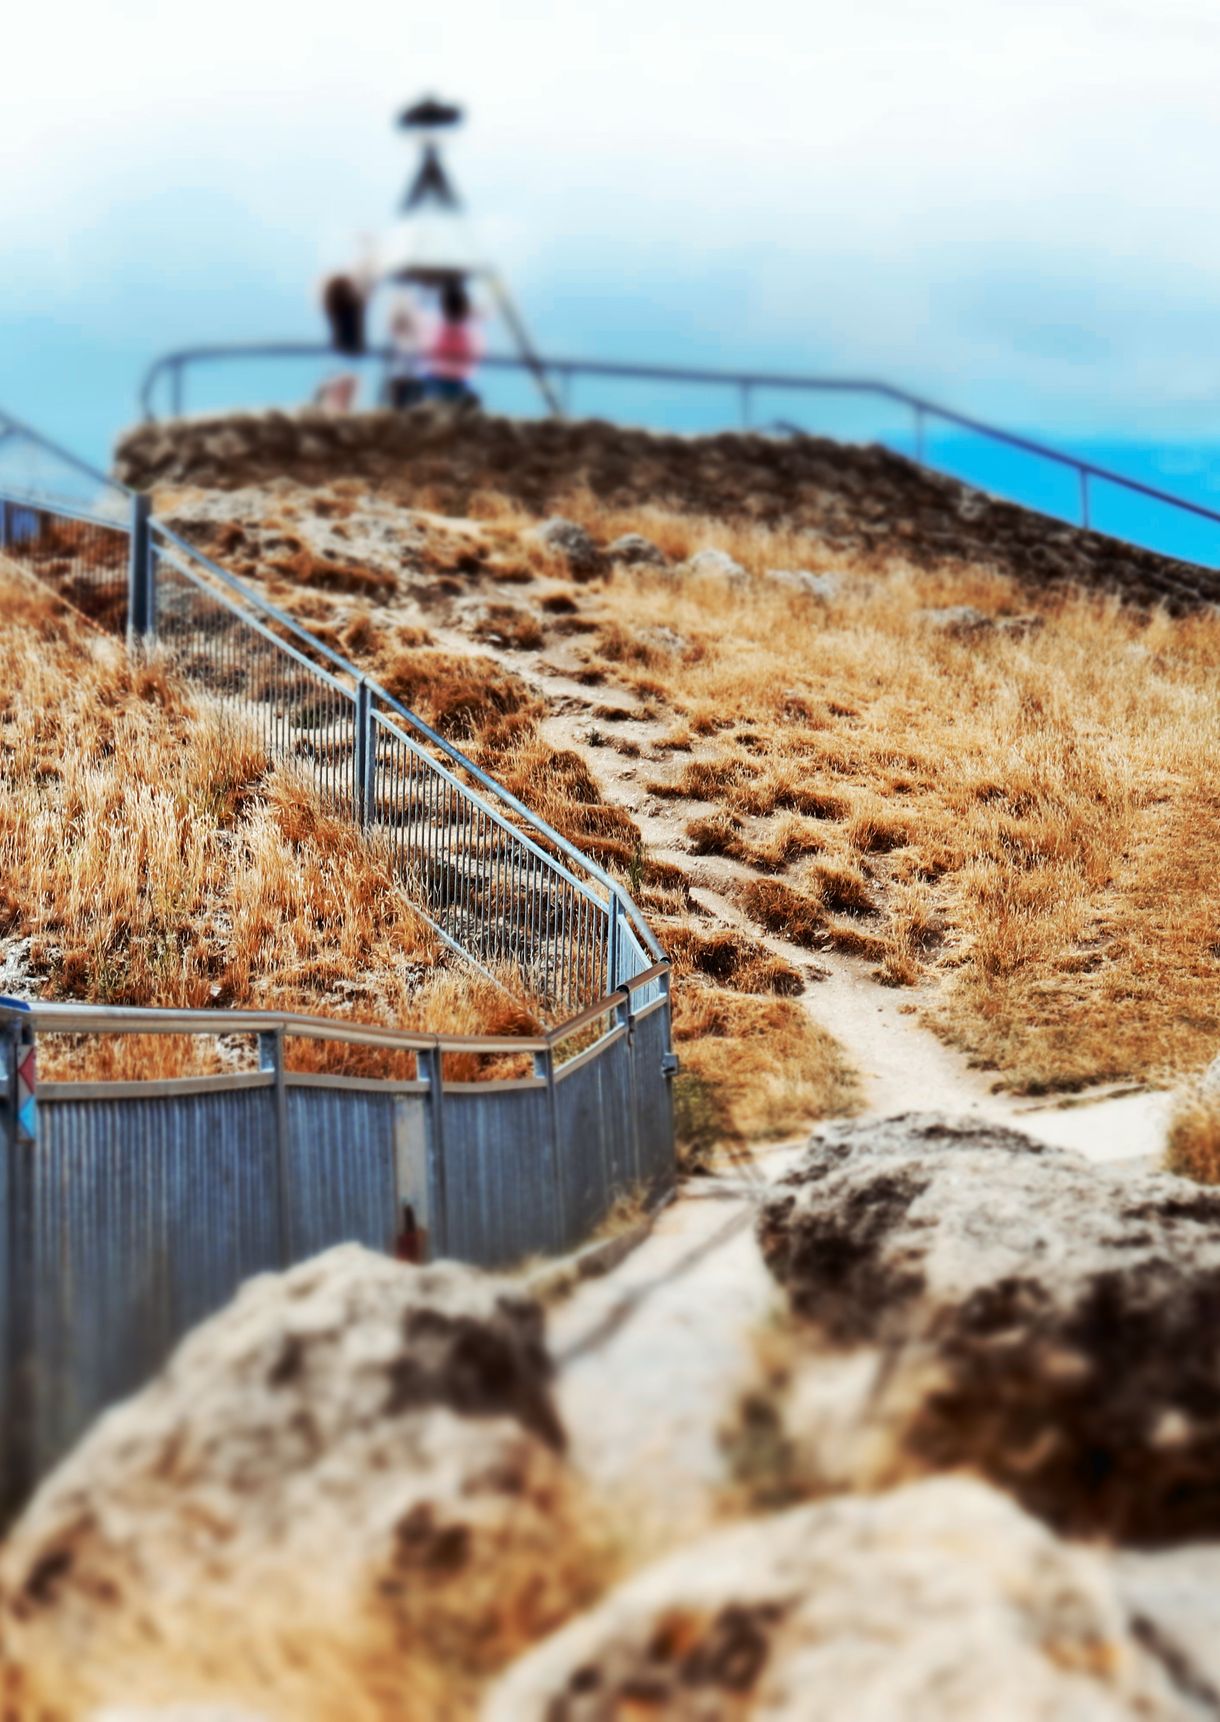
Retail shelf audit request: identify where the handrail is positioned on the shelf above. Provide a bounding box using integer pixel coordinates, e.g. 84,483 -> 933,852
0,413 -> 665,1023
0,973 -> 668,1054
151,519 -> 663,955
137,341 -> 1220,550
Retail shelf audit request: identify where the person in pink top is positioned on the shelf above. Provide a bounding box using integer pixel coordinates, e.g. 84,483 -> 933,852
419,279 -> 483,404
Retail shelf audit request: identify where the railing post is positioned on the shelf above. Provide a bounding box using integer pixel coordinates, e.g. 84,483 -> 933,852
914,405 -> 926,465
258,1029 -> 292,1267
171,360 -> 184,420
534,1044 -> 568,1251
1079,469 -> 1090,530
417,1046 -> 448,1258
353,677 -> 375,828
615,985 -> 644,1186
740,382 -> 752,429
607,894 -> 622,993
1,1004 -> 38,1518
0,497 -> 9,552
127,493 -> 154,643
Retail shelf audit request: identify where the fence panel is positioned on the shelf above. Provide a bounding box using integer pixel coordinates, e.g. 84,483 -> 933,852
0,497 -> 130,634
282,1086 -> 402,1258
373,711 -> 612,1011
433,1082 -> 561,1266
0,1025 -> 19,1514
554,1027 -> 637,1245
152,543 -> 359,814
615,909 -> 662,996
23,1089 -> 283,1483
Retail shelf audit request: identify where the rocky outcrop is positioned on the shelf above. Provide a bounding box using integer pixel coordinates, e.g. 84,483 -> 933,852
683,547 -> 746,581
530,517 -> 605,578
484,1476 -> 1200,1720
0,1246 -> 600,1716
757,1113 -> 1220,1541
762,566 -> 841,601
606,532 -> 669,568
920,602 -> 1044,637
114,409 -> 1220,612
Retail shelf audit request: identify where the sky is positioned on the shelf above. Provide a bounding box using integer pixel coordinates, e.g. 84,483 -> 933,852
5,0 -> 1220,459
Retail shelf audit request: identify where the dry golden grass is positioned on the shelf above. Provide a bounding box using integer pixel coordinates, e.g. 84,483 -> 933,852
536,499 -> 1220,1095
672,985 -> 858,1168
142,466 -> 1220,1104
1164,1085 -> 1220,1184
0,569 -> 543,1080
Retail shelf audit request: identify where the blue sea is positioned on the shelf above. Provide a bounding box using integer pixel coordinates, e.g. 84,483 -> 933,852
8,330 -> 1220,573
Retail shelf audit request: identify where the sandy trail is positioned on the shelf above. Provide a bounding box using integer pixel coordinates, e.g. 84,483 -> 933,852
552,1152 -> 796,1542
473,625 -> 1173,1170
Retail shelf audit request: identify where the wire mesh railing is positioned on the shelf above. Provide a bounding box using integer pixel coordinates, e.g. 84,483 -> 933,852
371,712 -> 613,1004
0,399 -> 662,1016
143,521 -> 640,1013
0,498 -> 131,634
152,537 -> 362,816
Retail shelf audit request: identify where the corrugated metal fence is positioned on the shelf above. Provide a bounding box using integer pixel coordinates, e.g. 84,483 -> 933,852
0,407 -> 676,1514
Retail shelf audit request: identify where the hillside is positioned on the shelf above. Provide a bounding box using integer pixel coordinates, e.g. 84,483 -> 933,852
0,567 -> 539,1080
6,405 -> 1220,1721
113,407 -> 1220,1122
118,406 -> 1220,611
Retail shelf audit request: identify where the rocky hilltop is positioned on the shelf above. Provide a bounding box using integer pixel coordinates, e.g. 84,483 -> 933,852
116,407 -> 1220,612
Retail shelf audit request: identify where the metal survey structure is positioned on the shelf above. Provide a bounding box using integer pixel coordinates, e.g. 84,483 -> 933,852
0,404 -> 675,1513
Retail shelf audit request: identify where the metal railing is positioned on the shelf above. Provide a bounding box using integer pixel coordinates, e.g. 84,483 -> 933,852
0,401 -> 676,1508
144,521 -> 659,1010
0,967 -> 674,1509
138,342 -> 1220,568
0,406 -> 663,1015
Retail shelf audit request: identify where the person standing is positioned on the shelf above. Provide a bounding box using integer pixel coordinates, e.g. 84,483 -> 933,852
385,290 -> 425,409
418,279 -> 483,404
321,274 -> 366,356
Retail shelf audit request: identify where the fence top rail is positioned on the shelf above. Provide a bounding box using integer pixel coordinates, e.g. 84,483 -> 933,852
0,486 -> 129,532
138,342 -> 1220,537
0,969 -> 669,1053
0,999 -> 546,1053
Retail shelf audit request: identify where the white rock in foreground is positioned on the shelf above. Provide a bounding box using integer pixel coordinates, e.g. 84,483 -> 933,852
3,1245 -> 595,1715
485,1476 -> 1196,1720
758,1112 -> 1220,1541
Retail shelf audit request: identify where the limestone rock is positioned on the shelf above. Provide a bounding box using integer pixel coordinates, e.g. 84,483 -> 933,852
757,1113 -> 1220,1540
531,517 -> 605,577
484,1476 -> 1194,1720
638,624 -> 687,657
685,547 -> 746,581
762,567 -> 840,602
1116,1544 -> 1220,1713
921,603 -> 1043,637
2,1246 -> 593,1714
111,410 -> 1220,614
606,532 -> 669,568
